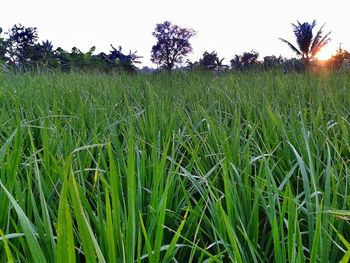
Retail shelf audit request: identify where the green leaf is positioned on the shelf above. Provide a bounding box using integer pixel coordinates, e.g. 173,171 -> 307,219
57,180 -> 76,263
0,229 -> 14,263
0,181 -> 47,263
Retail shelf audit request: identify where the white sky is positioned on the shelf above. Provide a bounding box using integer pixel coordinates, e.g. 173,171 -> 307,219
1,0 -> 348,67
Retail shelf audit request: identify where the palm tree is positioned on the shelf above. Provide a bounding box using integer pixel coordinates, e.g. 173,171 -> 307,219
279,20 -> 331,65
41,40 -> 53,52
199,51 -> 225,71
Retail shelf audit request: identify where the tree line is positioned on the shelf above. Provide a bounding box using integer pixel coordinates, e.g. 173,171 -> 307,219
0,21 -> 349,74
0,24 -> 142,73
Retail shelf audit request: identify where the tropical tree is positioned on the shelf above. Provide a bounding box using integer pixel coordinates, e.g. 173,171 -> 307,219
68,46 -> 86,70
230,51 -> 259,71
262,55 -> 284,70
58,46 -> 97,72
54,47 -> 71,71
108,45 -> 142,73
199,51 -> 226,71
151,21 -> 196,70
328,47 -> 350,70
82,46 -> 98,71
279,20 -> 331,65
5,24 -> 41,71
91,52 -> 112,72
37,40 -> 57,69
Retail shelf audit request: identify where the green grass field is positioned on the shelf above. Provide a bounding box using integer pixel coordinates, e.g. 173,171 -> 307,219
0,71 -> 349,262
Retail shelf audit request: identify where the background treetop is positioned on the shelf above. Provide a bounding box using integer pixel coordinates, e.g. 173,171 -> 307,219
279,20 -> 331,64
151,21 -> 196,70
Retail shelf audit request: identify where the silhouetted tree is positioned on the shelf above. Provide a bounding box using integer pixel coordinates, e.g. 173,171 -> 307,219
0,27 -> 6,63
199,51 -> 226,71
108,45 -> 142,73
37,40 -> 57,69
279,20 -> 331,65
263,55 -> 284,70
0,23 -> 146,73
230,51 -> 259,70
5,24 -> 41,71
328,47 -> 350,70
41,40 -> 53,52
151,21 -> 195,70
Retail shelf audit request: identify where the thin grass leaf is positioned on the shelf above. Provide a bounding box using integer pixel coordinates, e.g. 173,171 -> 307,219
57,180 -> 76,263
0,229 -> 15,263
69,170 -> 106,263
0,181 -> 47,263
162,209 -> 189,263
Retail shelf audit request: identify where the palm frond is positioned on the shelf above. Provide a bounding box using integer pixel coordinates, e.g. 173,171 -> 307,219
311,20 -> 317,29
310,24 -> 325,53
291,22 -> 298,31
319,31 -> 331,45
292,22 -> 314,54
310,31 -> 331,57
279,38 -> 302,56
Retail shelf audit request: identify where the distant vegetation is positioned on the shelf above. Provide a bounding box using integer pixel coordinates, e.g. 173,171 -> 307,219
0,24 -> 142,74
0,20 -> 349,74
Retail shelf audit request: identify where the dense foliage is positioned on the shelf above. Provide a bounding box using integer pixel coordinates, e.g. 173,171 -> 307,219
0,20 -> 349,73
0,24 -> 141,73
230,50 -> 260,71
0,72 -> 349,262
151,21 -> 196,70
187,51 -> 227,71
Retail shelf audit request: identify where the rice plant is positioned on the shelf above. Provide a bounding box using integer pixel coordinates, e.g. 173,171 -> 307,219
0,71 -> 349,262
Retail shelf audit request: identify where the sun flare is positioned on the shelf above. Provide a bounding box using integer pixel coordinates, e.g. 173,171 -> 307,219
316,46 -> 334,60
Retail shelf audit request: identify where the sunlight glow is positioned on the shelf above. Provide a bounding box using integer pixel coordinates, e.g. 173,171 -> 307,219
316,46 -> 334,60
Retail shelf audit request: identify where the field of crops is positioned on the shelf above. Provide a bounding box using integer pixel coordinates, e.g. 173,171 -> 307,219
0,71 -> 349,262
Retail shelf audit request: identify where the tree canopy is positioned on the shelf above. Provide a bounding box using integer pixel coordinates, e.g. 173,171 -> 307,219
151,21 -> 196,70
5,24 -> 40,71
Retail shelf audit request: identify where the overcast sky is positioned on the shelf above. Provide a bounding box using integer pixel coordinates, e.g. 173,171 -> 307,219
1,0 -> 348,67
